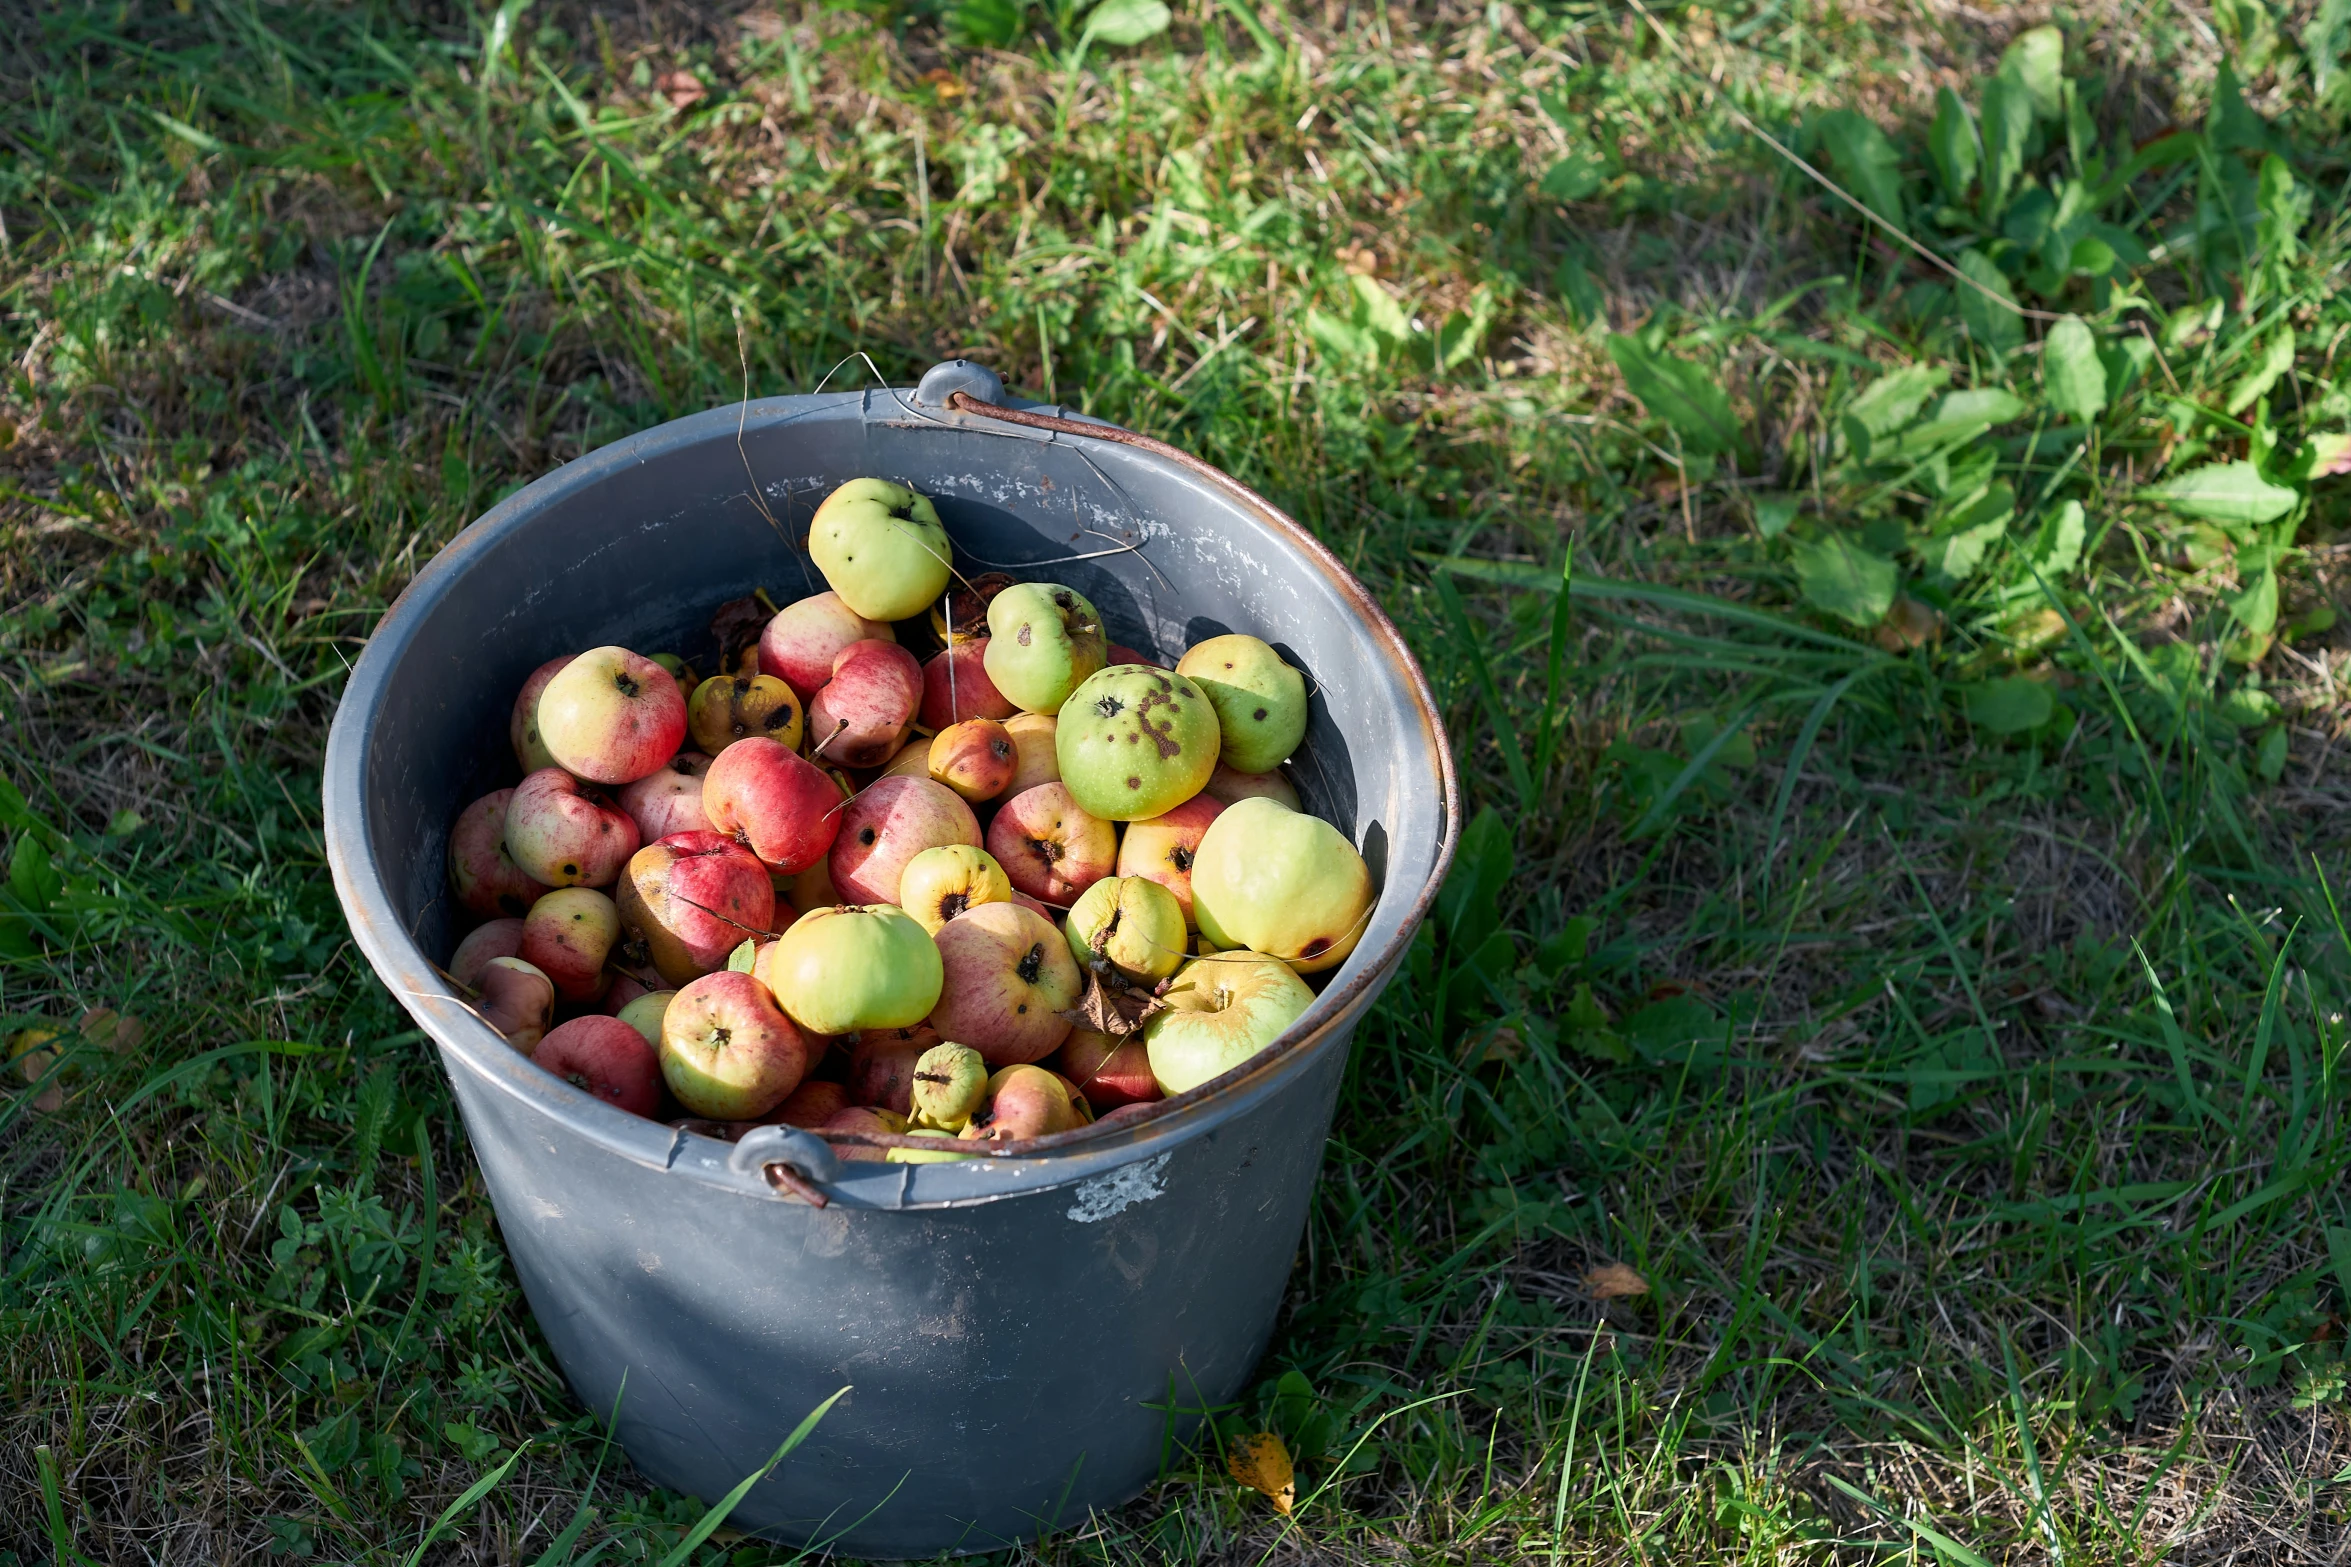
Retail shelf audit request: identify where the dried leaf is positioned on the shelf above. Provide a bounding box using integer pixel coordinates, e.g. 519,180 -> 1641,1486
1227,1431 -> 1295,1513
1584,1262 -> 1649,1300
657,69 -> 706,110
1062,967 -> 1164,1038
1872,596 -> 1944,652
708,595 -> 769,675
79,1007 -> 144,1053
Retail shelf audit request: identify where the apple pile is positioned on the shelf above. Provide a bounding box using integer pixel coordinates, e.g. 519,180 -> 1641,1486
441,478 -> 1375,1160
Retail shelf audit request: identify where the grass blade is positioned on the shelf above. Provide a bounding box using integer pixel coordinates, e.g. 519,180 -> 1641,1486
1432,571 -> 1535,809
652,1387 -> 851,1567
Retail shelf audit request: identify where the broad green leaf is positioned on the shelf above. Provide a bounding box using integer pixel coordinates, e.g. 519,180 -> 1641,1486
1606,334 -> 1742,457
1999,26 -> 2066,122
2042,317 -> 2107,421
2285,432 -> 2351,480
1979,74 -> 2034,215
2256,723 -> 2288,781
2139,461 -> 2298,525
1927,87 -> 1979,202
2028,499 -> 2086,577
1964,677 -> 2055,734
1957,249 -> 2024,354
1304,308 -> 1374,364
1082,0 -> 1172,46
1926,481 -> 2014,580
1815,108 -> 1906,228
1752,494 -> 1800,538
2099,335 -> 2155,398
946,0 -> 1030,48
1791,534 -> 1899,627
9,837 -> 59,914
726,939 -> 758,973
1845,364 -> 1948,445
1874,389 -> 2029,462
2228,563 -> 2280,636
1351,274 -> 1412,342
2224,328 -> 2295,415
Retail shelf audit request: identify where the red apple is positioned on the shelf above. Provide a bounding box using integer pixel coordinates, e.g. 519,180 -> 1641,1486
762,1078 -> 850,1129
475,956 -> 555,1052
659,969 -> 810,1119
519,887 -> 620,1004
449,917 -> 525,988
820,1104 -> 901,1162
959,1064 -> 1084,1142
986,783 -> 1115,907
510,654 -> 575,773
449,788 -> 552,920
614,832 -> 777,985
703,737 -> 844,875
828,776 -> 981,906
1113,794 -> 1225,926
759,591 -> 897,704
845,1026 -> 939,1115
503,767 -> 641,888
920,640 -> 1019,729
807,640 -> 923,768
602,973 -> 652,1015
617,751 -> 715,842
1108,643 -> 1163,668
1052,1028 -> 1161,1109
535,1015 -> 663,1118
536,645 -> 690,785
928,719 -> 1018,802
928,901 -> 1083,1066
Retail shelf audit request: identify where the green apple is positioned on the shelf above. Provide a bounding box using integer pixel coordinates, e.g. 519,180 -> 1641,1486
1053,665 -> 1221,821
753,904 -> 942,1034
1190,797 -> 1373,974
1174,634 -> 1308,774
1143,955 -> 1313,1094
886,1127 -> 973,1163
910,1042 -> 987,1131
809,478 -> 952,622
984,583 -> 1106,713
1064,875 -> 1187,983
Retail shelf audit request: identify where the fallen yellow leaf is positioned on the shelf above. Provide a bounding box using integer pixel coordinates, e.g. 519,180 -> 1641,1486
1584,1262 -> 1649,1300
1227,1430 -> 1295,1514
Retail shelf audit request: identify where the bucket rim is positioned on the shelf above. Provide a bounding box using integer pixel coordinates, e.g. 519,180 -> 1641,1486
323,382 -> 1459,1207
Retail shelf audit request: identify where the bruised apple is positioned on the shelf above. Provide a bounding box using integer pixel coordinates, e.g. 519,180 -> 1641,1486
1175,634 -> 1309,775
536,1015 -> 663,1118
659,969 -> 809,1119
688,672 -> 803,756
703,737 -> 843,875
928,902 -> 1082,1066
806,640 -> 923,768
1053,665 -> 1221,821
984,583 -> 1106,713
898,844 -> 1014,934
759,590 -> 895,704
614,832 -> 777,985
829,776 -> 980,906
474,957 -> 555,1052
809,478 -> 952,622
450,789 -> 549,920
928,719 -> 1018,802
1063,875 -> 1186,983
985,783 -> 1114,907
503,768 -> 640,889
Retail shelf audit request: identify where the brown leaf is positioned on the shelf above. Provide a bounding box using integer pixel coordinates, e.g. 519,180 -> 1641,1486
1872,595 -> 1943,653
657,69 -> 706,110
1061,968 -> 1163,1039
1227,1430 -> 1295,1514
1584,1262 -> 1649,1300
918,66 -> 966,100
708,595 -> 768,676
79,1007 -> 144,1053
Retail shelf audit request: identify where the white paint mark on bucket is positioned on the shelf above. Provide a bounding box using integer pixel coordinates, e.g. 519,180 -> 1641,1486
1067,1152 -> 1172,1223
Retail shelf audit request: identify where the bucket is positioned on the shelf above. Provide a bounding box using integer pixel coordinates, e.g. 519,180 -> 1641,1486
321,362 -> 1457,1554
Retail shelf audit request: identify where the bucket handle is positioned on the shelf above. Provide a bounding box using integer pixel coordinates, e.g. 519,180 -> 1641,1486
727,1125 -> 841,1206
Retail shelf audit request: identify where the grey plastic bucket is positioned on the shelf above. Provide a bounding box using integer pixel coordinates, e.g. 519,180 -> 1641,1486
321,362 -> 1456,1555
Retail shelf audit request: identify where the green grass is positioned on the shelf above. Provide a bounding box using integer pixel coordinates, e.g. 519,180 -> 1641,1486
5,0 -> 2351,1558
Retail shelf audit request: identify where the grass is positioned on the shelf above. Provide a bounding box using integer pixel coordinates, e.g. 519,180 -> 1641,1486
4,0 -> 2351,1558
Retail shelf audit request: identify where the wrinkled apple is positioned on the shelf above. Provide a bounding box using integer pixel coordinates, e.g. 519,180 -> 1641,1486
1054,665 -> 1221,821
759,590 -> 896,704
536,645 -> 690,785
504,767 -> 641,888
1175,634 -> 1309,775
928,901 -> 1082,1066
984,583 -> 1106,713
449,918 -> 525,988
519,886 -> 621,1004
659,969 -> 809,1119
985,782 -> 1115,907
828,775 -> 980,906
810,478 -> 953,622
1143,955 -> 1313,1094
910,1042 -> 987,1131
475,956 -> 555,1052
807,639 -> 924,768
1191,797 -> 1374,973
1063,875 -> 1187,983
449,788 -> 553,920
614,831 -> 778,985
537,1015 -> 664,1118
754,904 -> 942,1035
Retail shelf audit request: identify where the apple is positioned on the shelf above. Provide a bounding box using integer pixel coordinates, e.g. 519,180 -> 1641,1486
807,640 -> 924,768
617,751 -> 715,842
928,719 -> 1018,802
985,783 -> 1115,907
450,788 -> 554,921
754,905 -> 942,1035
536,645 -> 690,785
659,970 -> 809,1119
846,1026 -> 938,1115
1003,712 -> 1060,795
765,1079 -> 850,1129
928,901 -> 1082,1066
616,988 -> 677,1046
1010,889 -> 1056,919
920,640 -> 1018,730
1114,795 -> 1224,927
449,918 -> 525,988
602,973 -> 652,1014
889,1128 -> 973,1163
1191,797 -> 1374,973
1053,665 -> 1221,821
703,737 -> 843,874
520,887 -> 620,1003
504,767 -> 641,888
828,776 -> 980,905
536,1015 -> 664,1117
1143,955 -> 1314,1094
1053,1028 -> 1161,1109
984,583 -> 1106,713
898,844 -> 1015,934
688,672 -> 803,756
958,1064 -> 1082,1142
1175,634 -> 1309,775
1063,875 -> 1187,983
809,478 -> 953,622
1107,643 -> 1162,667
929,571 -> 1013,646
878,740 -> 933,781
759,590 -> 896,704
1202,762 -> 1300,811
614,832 -> 778,985
822,1104 -> 906,1162
651,652 -> 698,706
784,856 -> 841,916
910,1042 -> 988,1130
474,957 -> 555,1052
510,654 -> 574,773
